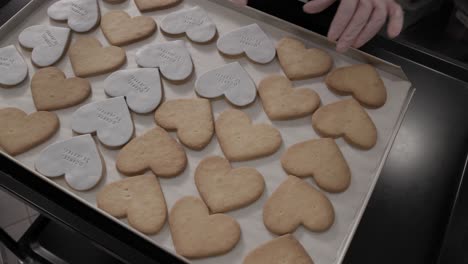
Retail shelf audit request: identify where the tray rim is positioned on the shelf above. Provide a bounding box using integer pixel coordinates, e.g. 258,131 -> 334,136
0,1 -> 416,263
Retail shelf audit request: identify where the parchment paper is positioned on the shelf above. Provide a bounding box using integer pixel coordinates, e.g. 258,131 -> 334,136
0,1 -> 412,263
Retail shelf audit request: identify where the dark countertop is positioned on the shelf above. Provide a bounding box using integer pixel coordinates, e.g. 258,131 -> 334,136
1,1 -> 468,264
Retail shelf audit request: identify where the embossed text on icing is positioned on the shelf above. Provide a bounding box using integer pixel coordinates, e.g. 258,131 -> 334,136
0,57 -> 14,67
239,33 -> 262,48
71,3 -> 88,16
216,73 -> 240,89
156,47 -> 183,66
62,148 -> 90,167
128,75 -> 150,93
97,107 -> 122,125
41,30 -> 59,47
183,15 -> 205,26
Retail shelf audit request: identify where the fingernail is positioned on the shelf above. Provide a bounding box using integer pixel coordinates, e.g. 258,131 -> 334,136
336,42 -> 349,53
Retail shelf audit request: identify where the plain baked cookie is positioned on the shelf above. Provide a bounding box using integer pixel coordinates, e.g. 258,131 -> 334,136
154,98 -> 214,150
312,98 -> 377,149
258,75 -> 321,120
215,109 -> 282,161
243,234 -> 314,264
169,196 -> 241,259
31,67 -> 91,111
0,108 -> 59,156
71,97 -> 134,148
195,156 -> 265,213
18,25 -> 71,67
134,0 -> 182,12
277,37 -> 332,80
281,138 -> 351,193
160,6 -> 217,43
69,37 -> 126,78
217,24 -> 276,64
263,175 -> 335,235
97,173 -> 167,235
35,134 -> 104,191
101,11 -> 156,46
325,64 -> 387,108
0,45 -> 28,87
116,127 -> 187,177
47,0 -> 100,33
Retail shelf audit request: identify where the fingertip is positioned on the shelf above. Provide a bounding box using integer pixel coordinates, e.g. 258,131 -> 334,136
336,42 -> 350,53
303,2 -> 319,14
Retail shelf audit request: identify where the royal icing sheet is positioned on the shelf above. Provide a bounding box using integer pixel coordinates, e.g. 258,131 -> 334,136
35,134 -> 103,191
160,6 -> 217,43
71,96 -> 134,147
104,68 -> 162,114
18,25 -> 70,67
0,45 -> 28,86
195,62 -> 256,106
47,0 -> 100,32
217,23 -> 276,64
135,40 -> 193,81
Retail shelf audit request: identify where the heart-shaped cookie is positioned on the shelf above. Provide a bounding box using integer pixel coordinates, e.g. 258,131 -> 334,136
216,109 -> 282,161
312,98 -> 377,149
69,37 -> 126,77
277,37 -> 333,80
136,40 -> 193,82
116,127 -> 187,177
281,138 -> 351,193
195,156 -> 265,213
97,174 -> 167,235
325,64 -> 387,108
72,97 -> 134,148
104,68 -> 162,114
0,108 -> 59,156
35,134 -> 103,191
258,75 -> 321,120
47,0 -> 100,33
134,0 -> 182,12
217,24 -> 276,64
31,67 -> 91,111
243,234 -> 314,264
0,45 -> 28,87
160,6 -> 217,43
101,11 -> 156,46
154,98 -> 213,150
169,196 -> 241,258
263,175 -> 334,235
195,62 -> 256,107
18,25 -> 70,67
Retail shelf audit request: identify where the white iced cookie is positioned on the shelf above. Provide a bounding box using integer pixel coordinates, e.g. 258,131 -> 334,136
217,24 -> 276,64
160,6 -> 217,43
35,134 -> 103,191
104,69 -> 162,114
71,97 -> 134,148
18,25 -> 71,67
0,45 -> 28,86
136,40 -> 193,82
195,62 -> 256,106
47,0 -> 100,33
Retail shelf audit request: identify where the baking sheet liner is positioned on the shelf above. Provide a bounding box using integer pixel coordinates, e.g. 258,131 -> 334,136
0,1 -> 414,263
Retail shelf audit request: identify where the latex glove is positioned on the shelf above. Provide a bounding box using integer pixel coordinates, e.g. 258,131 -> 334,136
304,0 -> 404,52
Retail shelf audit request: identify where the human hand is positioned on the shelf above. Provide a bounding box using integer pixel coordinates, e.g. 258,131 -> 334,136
303,0 -> 404,52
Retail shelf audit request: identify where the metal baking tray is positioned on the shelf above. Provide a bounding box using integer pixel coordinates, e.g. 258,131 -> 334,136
0,0 -> 415,263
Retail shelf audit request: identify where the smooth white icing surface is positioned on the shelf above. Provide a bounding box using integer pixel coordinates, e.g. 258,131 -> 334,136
0,45 -> 28,86
71,97 -> 134,147
47,0 -> 100,33
104,68 -> 162,114
35,134 -> 103,191
160,6 -> 217,43
217,24 -> 276,64
135,40 -> 193,81
18,25 -> 70,67
195,62 -> 256,106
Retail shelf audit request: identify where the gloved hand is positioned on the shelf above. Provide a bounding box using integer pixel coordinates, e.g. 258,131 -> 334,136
230,0 -> 404,53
